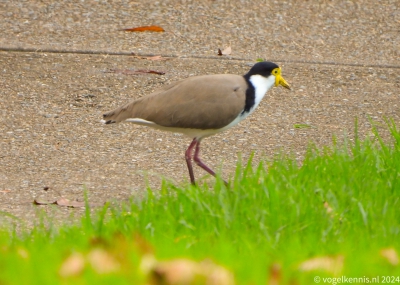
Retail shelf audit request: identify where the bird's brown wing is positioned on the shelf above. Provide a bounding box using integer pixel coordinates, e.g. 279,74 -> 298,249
103,74 -> 248,130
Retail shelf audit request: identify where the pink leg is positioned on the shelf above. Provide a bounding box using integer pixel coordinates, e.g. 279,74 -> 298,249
185,138 -> 198,185
193,140 -> 228,185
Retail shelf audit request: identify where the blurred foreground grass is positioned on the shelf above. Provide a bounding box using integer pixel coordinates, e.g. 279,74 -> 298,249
1,121 -> 399,284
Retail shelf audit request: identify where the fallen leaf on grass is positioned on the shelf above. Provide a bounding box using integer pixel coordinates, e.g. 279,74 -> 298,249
134,232 -> 155,255
218,46 -> 232,56
154,259 -> 198,284
323,201 -> 333,214
60,249 -> 120,277
380,247 -> 399,266
87,248 -> 120,274
59,252 -> 86,277
105,68 -> 165,75
298,255 -> 344,275
268,263 -> 281,285
200,259 -> 234,285
123,25 -> 165,32
17,247 -> 29,259
142,255 -> 235,285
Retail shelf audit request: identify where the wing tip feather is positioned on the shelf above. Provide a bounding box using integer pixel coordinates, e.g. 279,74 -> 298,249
100,119 -> 116,124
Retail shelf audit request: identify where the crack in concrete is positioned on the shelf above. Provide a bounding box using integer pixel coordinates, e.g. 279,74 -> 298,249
1,46 -> 399,69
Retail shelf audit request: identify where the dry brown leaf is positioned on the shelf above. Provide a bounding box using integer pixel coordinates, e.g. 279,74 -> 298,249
298,255 -> 344,275
33,199 -> 56,205
218,46 -> 232,56
131,55 -> 170,61
268,263 -> 281,285
134,233 -> 154,255
123,25 -> 165,32
58,198 -> 105,208
140,254 -> 158,277
323,201 -> 333,214
105,68 -> 137,75
56,198 -> 86,207
59,252 -> 86,278
222,46 -> 232,55
34,198 -> 103,208
152,259 -> 200,285
87,248 -> 120,274
380,247 -> 399,266
144,256 -> 235,285
17,247 -> 29,259
105,69 -> 165,76
131,55 -> 144,59
200,259 -> 235,285
146,55 -> 169,61
89,236 -> 110,248
136,69 -> 165,75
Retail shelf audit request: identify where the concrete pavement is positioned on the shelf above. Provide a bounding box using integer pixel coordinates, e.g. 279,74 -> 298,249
0,0 -> 399,226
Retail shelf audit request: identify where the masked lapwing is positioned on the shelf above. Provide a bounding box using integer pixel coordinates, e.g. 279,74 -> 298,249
102,61 -> 290,185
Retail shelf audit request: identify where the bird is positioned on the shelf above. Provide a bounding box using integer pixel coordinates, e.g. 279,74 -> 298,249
102,61 -> 290,185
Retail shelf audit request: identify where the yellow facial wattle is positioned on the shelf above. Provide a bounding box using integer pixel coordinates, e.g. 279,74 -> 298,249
273,67 -> 291,90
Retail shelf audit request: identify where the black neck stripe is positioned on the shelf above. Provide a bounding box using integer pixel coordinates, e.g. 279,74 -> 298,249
241,74 -> 255,115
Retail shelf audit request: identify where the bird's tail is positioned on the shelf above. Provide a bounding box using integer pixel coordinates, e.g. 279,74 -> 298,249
101,101 -> 136,124
101,109 -> 118,124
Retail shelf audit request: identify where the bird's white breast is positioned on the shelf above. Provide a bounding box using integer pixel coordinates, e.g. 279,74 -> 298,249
248,74 -> 276,115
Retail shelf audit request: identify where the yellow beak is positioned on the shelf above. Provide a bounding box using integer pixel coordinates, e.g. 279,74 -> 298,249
275,68 -> 291,90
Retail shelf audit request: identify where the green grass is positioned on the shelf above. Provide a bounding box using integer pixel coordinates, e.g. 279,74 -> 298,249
1,121 -> 400,284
